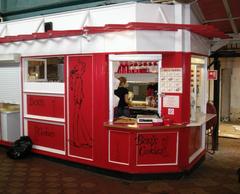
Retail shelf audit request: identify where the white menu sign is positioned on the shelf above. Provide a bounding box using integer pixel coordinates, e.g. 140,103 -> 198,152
163,95 -> 179,108
160,68 -> 182,93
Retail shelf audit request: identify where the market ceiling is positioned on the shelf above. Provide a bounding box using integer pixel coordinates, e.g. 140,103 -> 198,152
191,0 -> 240,37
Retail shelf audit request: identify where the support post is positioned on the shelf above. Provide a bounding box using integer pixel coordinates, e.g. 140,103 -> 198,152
213,57 -> 220,150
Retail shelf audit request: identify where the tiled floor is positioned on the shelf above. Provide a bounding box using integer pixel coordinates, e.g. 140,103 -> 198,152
219,123 -> 240,139
0,137 -> 240,194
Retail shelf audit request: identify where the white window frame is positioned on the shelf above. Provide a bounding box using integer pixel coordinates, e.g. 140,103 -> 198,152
22,57 -> 64,94
25,58 -> 47,82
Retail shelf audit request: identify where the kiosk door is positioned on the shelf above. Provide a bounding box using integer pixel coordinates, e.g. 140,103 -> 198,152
68,55 -> 93,160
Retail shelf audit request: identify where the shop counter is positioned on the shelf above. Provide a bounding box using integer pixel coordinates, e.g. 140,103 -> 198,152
104,114 -> 216,174
188,113 -> 216,127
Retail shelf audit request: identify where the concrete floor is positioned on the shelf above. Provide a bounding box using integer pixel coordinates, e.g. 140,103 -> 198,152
0,137 -> 240,194
219,123 -> 240,139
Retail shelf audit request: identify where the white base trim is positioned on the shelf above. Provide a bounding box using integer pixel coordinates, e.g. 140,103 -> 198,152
24,114 -> 65,123
68,153 -> 93,161
24,82 -> 64,94
108,160 -> 129,166
33,145 -> 65,155
188,147 -> 204,164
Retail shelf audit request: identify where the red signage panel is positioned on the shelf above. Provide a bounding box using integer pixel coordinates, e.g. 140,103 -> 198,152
136,132 -> 178,165
27,95 -> 64,118
27,121 -> 65,151
208,70 -> 218,80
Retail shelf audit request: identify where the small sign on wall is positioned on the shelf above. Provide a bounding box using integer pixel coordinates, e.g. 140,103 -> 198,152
208,70 -> 218,80
163,95 -> 179,108
168,108 -> 175,115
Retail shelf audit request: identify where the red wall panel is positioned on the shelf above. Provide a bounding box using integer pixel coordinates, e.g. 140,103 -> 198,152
92,54 -> 109,165
27,120 -> 64,151
161,52 -> 190,124
27,95 -> 64,118
109,130 -> 130,165
68,55 -> 93,159
188,126 -> 202,157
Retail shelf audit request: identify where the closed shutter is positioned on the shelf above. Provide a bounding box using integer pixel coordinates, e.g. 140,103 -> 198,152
0,64 -> 21,104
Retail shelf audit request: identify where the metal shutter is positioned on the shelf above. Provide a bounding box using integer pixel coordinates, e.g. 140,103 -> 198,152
0,64 -> 21,104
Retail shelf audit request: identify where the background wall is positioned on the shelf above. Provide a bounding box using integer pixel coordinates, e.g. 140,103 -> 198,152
220,57 -> 240,123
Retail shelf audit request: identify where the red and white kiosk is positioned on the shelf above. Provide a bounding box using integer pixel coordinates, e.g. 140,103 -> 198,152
0,2 -> 221,175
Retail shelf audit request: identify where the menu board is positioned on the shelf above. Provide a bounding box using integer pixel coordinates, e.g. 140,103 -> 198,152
160,68 -> 182,93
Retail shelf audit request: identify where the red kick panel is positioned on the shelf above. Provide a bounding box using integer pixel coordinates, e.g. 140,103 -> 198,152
109,130 -> 130,164
188,126 -> 202,157
27,121 -> 64,151
68,55 -> 93,159
27,95 -> 64,118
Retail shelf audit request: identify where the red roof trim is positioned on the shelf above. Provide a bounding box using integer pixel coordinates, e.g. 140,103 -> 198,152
0,22 -> 228,43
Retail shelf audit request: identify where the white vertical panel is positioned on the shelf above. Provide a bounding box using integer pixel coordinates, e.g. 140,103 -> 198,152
174,4 -> 183,52
136,31 -> 175,52
136,3 -> 175,23
191,33 -> 210,56
0,2 -> 137,35
0,64 -> 21,104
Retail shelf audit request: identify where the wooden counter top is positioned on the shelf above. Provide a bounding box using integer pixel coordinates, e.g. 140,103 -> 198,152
104,114 -> 216,131
187,113 -> 216,127
104,122 -> 185,131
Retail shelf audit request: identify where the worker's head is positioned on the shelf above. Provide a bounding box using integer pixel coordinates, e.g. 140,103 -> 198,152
118,77 -> 128,87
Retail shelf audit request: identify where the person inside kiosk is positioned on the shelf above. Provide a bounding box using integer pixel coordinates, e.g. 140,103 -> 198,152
114,77 -> 130,117
113,76 -> 158,119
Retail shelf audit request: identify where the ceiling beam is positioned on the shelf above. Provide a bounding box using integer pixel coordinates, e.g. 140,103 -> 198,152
204,16 -> 240,24
211,39 -> 230,51
222,0 -> 238,34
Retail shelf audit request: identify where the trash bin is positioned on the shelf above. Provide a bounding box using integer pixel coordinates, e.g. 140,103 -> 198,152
1,111 -> 20,142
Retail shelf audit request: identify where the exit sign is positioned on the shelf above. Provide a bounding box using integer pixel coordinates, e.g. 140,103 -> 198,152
208,70 -> 218,80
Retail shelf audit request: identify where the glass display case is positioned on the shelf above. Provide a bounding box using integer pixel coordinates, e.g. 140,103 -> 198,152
190,56 -> 208,121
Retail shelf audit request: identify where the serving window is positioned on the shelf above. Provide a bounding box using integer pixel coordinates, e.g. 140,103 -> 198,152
108,54 -> 162,121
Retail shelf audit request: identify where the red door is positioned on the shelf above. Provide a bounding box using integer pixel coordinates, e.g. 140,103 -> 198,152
68,55 -> 93,160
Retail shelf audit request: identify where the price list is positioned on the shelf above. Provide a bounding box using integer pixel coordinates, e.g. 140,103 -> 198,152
159,68 -> 182,93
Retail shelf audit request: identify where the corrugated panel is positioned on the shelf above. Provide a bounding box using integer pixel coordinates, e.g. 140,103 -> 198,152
198,0 -> 227,20
0,65 -> 21,104
235,19 -> 240,32
229,0 -> 240,17
210,21 -> 233,34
